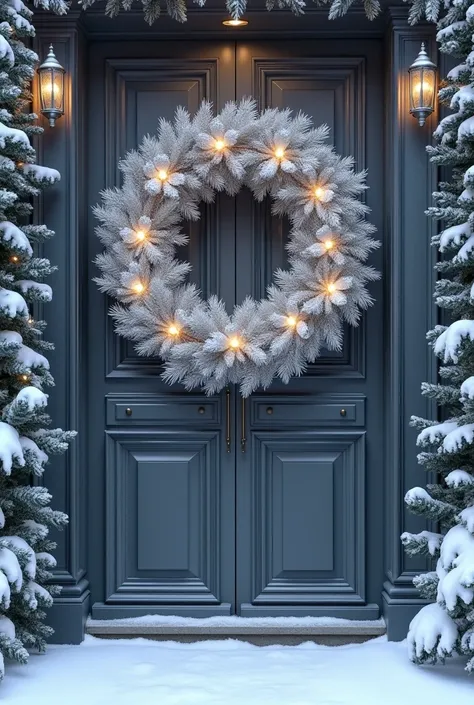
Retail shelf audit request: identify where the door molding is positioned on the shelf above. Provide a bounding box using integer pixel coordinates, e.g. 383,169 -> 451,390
382,8 -> 437,639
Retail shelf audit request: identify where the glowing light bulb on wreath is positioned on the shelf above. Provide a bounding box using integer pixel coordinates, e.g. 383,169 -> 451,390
286,316 -> 297,328
214,139 -> 226,152
156,169 -> 168,182
10,255 -> 19,263
229,336 -> 241,349
132,281 -> 145,295
135,229 -> 147,242
326,282 -> 337,294
167,324 -> 180,338
274,147 -> 285,160
20,373 -> 30,383
324,239 -> 334,251
314,186 -> 326,201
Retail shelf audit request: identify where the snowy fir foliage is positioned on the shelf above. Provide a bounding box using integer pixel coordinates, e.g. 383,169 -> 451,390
398,0 -> 474,675
77,0 -> 385,25
0,0 -> 75,682
94,100 -> 379,396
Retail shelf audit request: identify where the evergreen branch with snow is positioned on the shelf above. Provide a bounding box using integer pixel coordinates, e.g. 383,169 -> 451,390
0,0 -> 75,683
401,0 -> 474,675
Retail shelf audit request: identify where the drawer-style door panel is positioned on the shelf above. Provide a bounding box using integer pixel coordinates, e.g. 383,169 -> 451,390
250,394 -> 365,427
106,394 -> 220,426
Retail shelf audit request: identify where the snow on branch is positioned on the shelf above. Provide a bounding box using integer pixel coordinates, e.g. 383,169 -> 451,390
434,320 -> 474,363
408,603 -> 459,664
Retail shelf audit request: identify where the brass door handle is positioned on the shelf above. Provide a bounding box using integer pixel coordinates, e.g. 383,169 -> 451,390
241,395 -> 246,453
226,387 -> 231,453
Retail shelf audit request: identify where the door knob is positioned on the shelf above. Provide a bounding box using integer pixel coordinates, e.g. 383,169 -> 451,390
266,406 -> 273,415
125,407 -> 132,417
340,408 -> 346,417
198,406 -> 205,414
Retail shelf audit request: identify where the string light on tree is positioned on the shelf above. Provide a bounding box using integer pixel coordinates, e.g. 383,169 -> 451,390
167,323 -> 180,338
214,139 -> 226,151
326,282 -> 337,294
324,239 -> 334,251
286,315 -> 297,328
156,169 -> 168,182
314,186 -> 326,200
10,255 -> 19,263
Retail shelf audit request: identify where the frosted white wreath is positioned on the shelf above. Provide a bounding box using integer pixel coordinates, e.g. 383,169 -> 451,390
94,100 -> 379,395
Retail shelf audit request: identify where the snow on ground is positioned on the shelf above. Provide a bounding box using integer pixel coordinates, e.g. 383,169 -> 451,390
1,635 -> 473,705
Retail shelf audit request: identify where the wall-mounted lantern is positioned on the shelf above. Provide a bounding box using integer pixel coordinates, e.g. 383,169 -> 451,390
408,43 -> 437,127
37,45 -> 65,128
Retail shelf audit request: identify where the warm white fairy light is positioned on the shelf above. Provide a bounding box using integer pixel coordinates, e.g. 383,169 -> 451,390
326,282 -> 337,294
324,239 -> 334,251
214,139 -> 226,151
286,315 -> 297,328
10,255 -> 19,263
314,186 -> 326,200
168,324 -> 180,337
135,229 -> 147,242
132,281 -> 145,294
157,169 -> 168,181
274,147 -> 285,160
229,336 -> 241,349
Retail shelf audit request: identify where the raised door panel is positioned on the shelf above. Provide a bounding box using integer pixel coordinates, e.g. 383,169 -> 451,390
238,431 -> 370,617
236,50 -> 367,376
103,58 -> 230,378
92,429 -> 233,618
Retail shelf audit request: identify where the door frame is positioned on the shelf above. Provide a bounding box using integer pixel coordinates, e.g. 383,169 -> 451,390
33,5 -> 437,642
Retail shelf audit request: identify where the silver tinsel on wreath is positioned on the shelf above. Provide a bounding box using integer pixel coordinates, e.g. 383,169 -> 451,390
94,99 -> 380,396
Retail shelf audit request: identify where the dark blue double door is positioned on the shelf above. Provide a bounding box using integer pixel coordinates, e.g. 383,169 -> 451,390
87,38 -> 384,619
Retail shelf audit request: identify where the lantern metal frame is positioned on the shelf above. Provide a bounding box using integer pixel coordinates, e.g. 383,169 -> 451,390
408,43 -> 437,127
37,44 -> 66,128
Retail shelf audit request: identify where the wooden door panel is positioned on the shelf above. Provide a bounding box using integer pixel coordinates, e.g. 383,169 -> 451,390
238,431 -> 380,618
87,42 -> 237,617
236,48 -> 369,376
92,428 -> 233,619
235,40 -> 384,619
101,56 -> 235,378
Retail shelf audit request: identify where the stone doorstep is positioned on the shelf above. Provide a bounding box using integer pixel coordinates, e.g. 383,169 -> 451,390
85,619 -> 387,645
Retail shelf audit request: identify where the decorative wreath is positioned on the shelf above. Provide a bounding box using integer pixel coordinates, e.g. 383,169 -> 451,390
94,100 -> 379,396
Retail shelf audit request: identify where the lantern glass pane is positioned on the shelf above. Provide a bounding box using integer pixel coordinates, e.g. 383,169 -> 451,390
40,67 -> 64,112
420,67 -> 435,109
410,67 -> 423,110
410,67 -> 435,111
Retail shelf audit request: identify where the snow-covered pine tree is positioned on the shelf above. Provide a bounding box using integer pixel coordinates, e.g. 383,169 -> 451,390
0,0 -> 74,682
401,0 -> 474,673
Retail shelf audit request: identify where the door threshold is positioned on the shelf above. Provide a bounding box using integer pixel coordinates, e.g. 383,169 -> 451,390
86,615 -> 386,646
